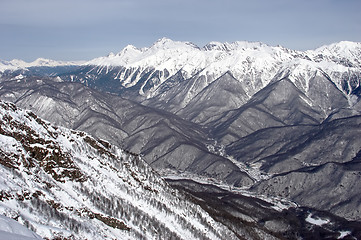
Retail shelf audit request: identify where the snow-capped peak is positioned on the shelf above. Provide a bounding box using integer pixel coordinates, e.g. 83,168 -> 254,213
87,45 -> 143,66
150,37 -> 197,50
117,44 -> 140,55
309,41 -> 361,66
152,37 -> 175,47
314,41 -> 361,55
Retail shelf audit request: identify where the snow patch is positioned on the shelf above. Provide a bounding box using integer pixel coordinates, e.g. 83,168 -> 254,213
338,230 -> 352,239
305,213 -> 330,226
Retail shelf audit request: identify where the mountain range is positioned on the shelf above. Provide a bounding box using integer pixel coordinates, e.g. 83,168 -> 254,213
1,38 -> 361,239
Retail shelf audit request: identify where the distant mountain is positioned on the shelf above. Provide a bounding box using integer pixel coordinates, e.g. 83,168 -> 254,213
0,58 -> 82,72
64,39 -> 361,102
3,38 -> 360,102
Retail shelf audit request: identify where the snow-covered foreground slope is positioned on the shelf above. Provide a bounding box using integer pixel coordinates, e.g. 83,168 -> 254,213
0,215 -> 42,240
0,100 -> 239,240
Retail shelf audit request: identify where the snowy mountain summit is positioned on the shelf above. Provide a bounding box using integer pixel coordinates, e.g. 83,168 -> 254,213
72,38 -> 361,101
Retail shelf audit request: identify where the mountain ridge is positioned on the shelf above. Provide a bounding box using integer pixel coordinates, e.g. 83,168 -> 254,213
1,39 -> 359,70
1,38 -> 360,104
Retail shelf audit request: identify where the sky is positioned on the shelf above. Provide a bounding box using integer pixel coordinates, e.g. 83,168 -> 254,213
0,0 -> 360,61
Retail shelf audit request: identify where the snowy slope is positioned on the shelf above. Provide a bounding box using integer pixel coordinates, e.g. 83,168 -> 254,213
0,215 -> 42,240
0,100 -> 238,240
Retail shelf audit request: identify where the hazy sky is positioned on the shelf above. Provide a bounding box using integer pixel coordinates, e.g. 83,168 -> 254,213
0,0 -> 360,61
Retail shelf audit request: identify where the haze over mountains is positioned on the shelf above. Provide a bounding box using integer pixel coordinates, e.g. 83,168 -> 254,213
0,38 -> 361,239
